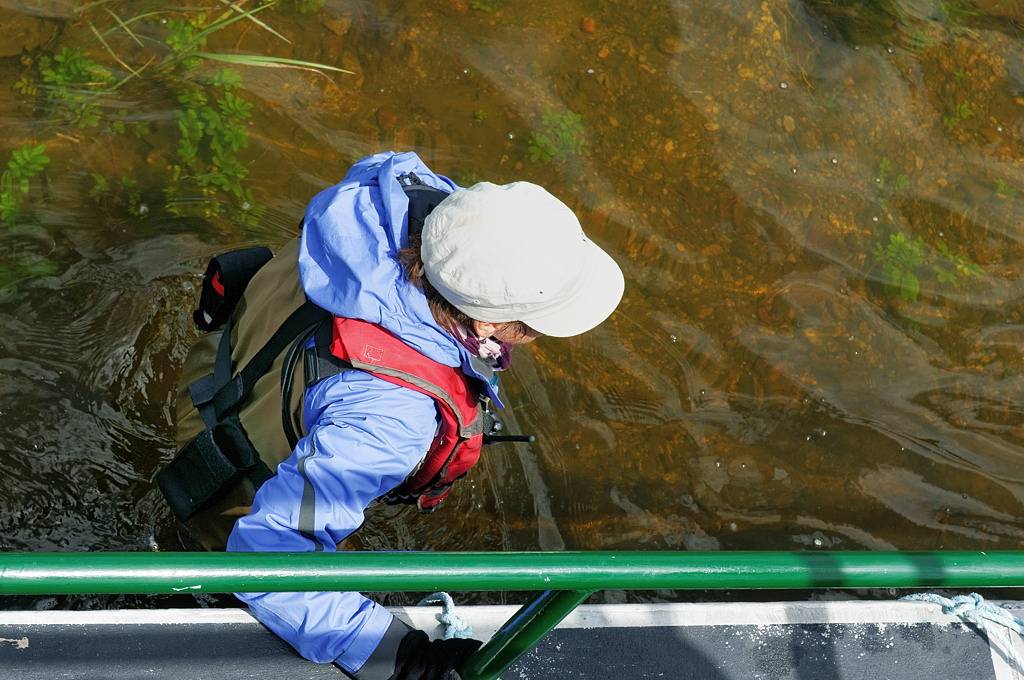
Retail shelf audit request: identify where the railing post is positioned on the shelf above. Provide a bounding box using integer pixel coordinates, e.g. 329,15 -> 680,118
460,589 -> 593,680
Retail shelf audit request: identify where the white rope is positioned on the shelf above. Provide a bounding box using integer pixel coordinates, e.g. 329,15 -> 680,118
902,592 -> 1024,636
417,591 -> 474,640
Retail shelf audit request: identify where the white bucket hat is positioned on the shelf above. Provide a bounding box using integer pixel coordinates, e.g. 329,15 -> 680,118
420,181 -> 624,337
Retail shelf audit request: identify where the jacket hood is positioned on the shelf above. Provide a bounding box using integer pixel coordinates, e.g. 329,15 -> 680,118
298,151 -> 503,404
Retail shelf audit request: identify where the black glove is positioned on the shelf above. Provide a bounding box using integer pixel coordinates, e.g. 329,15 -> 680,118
390,629 -> 483,680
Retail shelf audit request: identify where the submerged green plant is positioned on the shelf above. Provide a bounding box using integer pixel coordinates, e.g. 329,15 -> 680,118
0,144 -> 50,225
528,110 -> 586,163
905,30 -> 936,54
165,14 -> 209,70
995,178 -> 1017,198
88,173 -> 110,202
10,2 -> 345,230
88,173 -> 147,216
940,0 -> 978,26
877,157 -> 909,191
874,232 -> 925,301
933,240 -> 982,284
943,101 -> 974,130
21,47 -> 115,127
164,69 -> 255,217
0,254 -> 59,292
873,232 -> 982,302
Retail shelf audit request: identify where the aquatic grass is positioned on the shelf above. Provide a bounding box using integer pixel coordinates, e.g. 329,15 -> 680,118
88,20 -> 141,79
98,9 -> 174,42
905,30 -> 936,54
193,52 -> 353,75
162,2 -> 277,68
940,0 -> 979,25
103,7 -> 144,47
0,144 -> 50,226
154,4 -> 343,76
215,0 -> 291,44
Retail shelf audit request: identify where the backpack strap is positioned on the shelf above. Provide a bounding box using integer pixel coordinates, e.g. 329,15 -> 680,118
203,300 -> 330,420
303,318 -> 350,389
280,317 -> 342,450
398,172 -> 451,237
164,299 -> 329,522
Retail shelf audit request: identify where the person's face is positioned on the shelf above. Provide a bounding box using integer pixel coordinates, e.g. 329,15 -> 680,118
472,320 -> 543,345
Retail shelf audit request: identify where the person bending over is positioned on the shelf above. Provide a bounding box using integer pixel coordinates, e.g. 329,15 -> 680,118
160,151 -> 624,679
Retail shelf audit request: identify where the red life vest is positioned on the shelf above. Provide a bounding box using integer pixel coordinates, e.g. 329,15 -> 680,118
329,317 -> 485,512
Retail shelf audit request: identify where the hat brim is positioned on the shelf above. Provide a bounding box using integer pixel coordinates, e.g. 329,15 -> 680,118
518,241 -> 624,338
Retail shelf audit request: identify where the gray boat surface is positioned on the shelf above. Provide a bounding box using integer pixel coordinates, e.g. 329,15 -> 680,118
1,600 -> 1020,679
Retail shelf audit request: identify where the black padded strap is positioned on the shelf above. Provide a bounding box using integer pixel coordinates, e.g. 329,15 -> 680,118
211,300 -> 330,419
156,416 -> 272,522
399,174 -> 451,238
280,319 -> 324,450
188,314 -> 240,428
303,317 -> 350,389
194,247 -> 272,331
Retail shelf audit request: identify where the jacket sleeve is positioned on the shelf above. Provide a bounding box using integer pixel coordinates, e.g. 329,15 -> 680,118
226,369 -> 438,674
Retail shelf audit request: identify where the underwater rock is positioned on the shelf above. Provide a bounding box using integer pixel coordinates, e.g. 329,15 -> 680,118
0,9 -> 57,57
657,35 -> 685,56
323,13 -> 352,37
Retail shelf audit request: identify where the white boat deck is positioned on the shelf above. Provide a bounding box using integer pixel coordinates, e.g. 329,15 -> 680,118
1,600 -> 1021,679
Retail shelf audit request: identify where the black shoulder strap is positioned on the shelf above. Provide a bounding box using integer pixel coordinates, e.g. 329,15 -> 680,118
207,300 -> 331,419
399,172 -> 451,237
280,317 -> 337,450
303,319 -> 349,388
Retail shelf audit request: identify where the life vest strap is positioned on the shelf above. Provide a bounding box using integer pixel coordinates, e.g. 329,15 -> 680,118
188,307 -> 240,428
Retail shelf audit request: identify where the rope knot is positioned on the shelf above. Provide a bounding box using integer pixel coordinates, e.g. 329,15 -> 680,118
944,593 -> 984,616
902,592 -> 1024,637
418,591 -> 474,640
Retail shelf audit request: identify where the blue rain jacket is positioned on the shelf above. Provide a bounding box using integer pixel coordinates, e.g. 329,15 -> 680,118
226,151 -> 501,673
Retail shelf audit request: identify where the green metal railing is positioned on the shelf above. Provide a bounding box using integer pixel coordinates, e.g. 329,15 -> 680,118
2,550 -> 1024,679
